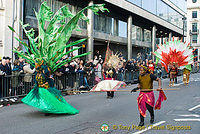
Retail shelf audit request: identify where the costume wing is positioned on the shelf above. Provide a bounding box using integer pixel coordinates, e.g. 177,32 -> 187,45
153,38 -> 194,72
9,1 -> 108,73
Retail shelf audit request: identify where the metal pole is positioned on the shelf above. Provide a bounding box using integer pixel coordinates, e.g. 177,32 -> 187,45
11,0 -> 16,63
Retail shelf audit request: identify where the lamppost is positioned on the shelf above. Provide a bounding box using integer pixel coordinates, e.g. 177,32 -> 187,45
182,16 -> 186,42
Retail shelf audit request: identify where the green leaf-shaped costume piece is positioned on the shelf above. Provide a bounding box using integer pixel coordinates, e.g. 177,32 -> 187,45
8,2 -> 108,114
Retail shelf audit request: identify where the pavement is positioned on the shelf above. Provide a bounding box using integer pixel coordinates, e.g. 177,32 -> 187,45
0,73 -> 200,134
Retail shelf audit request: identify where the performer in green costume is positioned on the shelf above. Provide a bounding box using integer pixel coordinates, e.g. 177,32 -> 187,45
8,2 -> 108,114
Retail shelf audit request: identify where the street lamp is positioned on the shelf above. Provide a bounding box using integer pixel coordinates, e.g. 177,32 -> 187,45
182,16 -> 186,42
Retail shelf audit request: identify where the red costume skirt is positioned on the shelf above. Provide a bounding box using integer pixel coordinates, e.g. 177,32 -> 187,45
137,91 -> 166,117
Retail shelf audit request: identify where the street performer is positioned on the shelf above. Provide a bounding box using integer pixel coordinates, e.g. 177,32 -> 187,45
169,62 -> 178,87
104,63 -> 116,99
182,64 -> 192,85
131,65 -> 166,126
91,52 -> 126,98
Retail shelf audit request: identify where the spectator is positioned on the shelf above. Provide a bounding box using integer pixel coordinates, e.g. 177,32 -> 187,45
93,55 -> 99,66
0,58 -> 10,97
68,62 -> 76,88
23,61 -> 35,94
0,58 -> 4,98
77,60 -> 85,88
155,63 -> 162,78
84,61 -> 95,88
19,58 -> 25,70
18,58 -> 25,87
133,59 -> 139,81
5,57 -> 12,96
63,63 -> 70,89
125,60 -> 134,83
5,57 -> 12,76
11,59 -> 23,96
94,59 -> 102,84
54,61 -> 65,90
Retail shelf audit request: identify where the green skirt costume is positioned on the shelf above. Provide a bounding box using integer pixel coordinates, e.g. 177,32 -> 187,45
22,87 -> 79,114
9,1 -> 108,115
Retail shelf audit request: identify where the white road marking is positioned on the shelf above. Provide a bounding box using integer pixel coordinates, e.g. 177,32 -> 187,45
174,118 -> 200,122
188,104 -> 200,111
178,114 -> 200,117
132,121 -> 166,134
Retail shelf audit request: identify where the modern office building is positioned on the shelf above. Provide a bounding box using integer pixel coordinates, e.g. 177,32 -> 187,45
187,0 -> 200,62
0,0 -> 187,61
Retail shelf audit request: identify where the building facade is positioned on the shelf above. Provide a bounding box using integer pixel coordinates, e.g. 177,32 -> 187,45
187,0 -> 200,62
0,0 -> 187,61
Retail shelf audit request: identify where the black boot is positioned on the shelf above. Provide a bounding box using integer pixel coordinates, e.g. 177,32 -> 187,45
139,114 -> 144,126
150,116 -> 154,124
138,121 -> 144,126
45,113 -> 50,116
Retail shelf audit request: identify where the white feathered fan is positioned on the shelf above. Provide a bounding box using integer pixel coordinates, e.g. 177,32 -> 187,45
153,38 -> 195,72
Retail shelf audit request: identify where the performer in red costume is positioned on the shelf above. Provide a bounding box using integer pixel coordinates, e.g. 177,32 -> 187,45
131,65 -> 166,126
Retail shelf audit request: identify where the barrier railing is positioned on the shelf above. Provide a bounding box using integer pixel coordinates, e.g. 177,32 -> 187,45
0,66 -> 199,99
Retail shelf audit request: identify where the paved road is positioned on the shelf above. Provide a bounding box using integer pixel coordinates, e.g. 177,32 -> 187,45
0,73 -> 200,134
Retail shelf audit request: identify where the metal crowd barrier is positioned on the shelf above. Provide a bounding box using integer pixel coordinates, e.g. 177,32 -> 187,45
0,74 -> 35,99
0,66 -> 199,99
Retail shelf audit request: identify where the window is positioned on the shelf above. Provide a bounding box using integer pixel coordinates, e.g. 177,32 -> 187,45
192,0 -> 197,3
192,23 -> 197,32
192,11 -> 197,18
192,34 -> 197,43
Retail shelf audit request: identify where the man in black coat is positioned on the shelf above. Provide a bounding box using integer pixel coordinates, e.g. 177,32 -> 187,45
0,58 -> 10,97
5,57 -> 12,75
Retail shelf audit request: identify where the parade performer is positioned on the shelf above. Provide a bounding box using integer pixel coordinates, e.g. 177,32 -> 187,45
91,46 -> 126,98
131,65 -> 166,126
168,62 -> 178,87
8,2 -> 108,114
91,63 -> 126,99
105,63 -> 116,98
153,38 -> 194,87
182,64 -> 192,85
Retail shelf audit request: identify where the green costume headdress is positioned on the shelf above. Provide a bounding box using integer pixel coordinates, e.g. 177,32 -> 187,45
9,1 -> 108,73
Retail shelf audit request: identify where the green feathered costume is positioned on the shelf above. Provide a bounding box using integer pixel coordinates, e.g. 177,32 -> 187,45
9,2 -> 108,114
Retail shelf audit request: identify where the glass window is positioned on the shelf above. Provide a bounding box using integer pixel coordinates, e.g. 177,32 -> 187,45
94,14 -> 113,34
25,0 -> 40,17
192,34 -> 197,43
127,0 -> 142,7
192,11 -> 197,18
144,29 -> 151,42
192,0 -> 197,3
157,0 -> 168,21
192,23 -> 197,32
132,25 -> 136,40
170,0 -> 187,12
118,21 -> 127,37
142,0 -> 156,14
136,26 -> 143,41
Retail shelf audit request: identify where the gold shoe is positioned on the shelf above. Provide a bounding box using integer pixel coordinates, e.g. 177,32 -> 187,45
172,81 -> 174,87
169,81 -> 172,87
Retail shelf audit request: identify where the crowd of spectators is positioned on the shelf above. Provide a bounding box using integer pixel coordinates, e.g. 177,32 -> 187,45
0,51 -> 200,103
